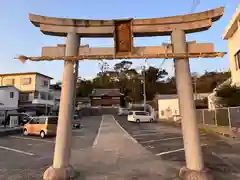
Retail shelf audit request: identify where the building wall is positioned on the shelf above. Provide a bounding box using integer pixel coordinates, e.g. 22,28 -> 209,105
158,98 -> 179,120
35,75 -> 51,92
91,97 -> 121,106
0,87 -> 19,108
228,27 -> 240,85
0,74 -> 51,93
0,74 -> 37,92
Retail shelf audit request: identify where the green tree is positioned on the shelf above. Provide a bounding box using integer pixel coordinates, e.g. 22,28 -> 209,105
215,84 -> 240,107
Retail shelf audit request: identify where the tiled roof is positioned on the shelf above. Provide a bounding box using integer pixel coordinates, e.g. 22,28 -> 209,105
0,72 -> 53,79
0,86 -> 19,91
90,88 -> 123,97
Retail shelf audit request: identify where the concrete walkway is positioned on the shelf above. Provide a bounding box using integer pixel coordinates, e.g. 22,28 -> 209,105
71,115 -> 181,180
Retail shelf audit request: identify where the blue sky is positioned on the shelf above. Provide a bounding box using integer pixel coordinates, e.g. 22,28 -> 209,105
0,0 -> 239,83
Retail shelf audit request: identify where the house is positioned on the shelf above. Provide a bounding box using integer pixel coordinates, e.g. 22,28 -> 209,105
49,84 -> 61,106
0,86 -> 19,124
76,97 -> 91,109
0,72 -> 54,115
0,86 -> 19,108
223,6 -> 240,86
156,93 -> 210,120
90,89 -> 124,107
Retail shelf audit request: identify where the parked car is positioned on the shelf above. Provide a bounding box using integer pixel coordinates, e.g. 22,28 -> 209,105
73,115 -> 81,128
23,116 -> 58,138
127,111 -> 154,123
118,108 -> 129,116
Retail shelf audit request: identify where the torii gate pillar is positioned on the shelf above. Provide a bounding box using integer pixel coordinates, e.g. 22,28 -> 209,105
171,29 -> 211,179
43,32 -> 80,180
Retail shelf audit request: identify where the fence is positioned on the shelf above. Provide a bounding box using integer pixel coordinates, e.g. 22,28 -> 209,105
196,107 -> 240,132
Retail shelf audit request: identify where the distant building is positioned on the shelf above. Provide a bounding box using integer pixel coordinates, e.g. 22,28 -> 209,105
0,86 -> 19,124
49,84 -> 61,106
0,86 -> 19,109
76,97 -> 91,109
223,7 -> 240,86
49,84 -> 62,114
0,72 -> 54,115
156,93 -> 210,120
90,89 -> 123,107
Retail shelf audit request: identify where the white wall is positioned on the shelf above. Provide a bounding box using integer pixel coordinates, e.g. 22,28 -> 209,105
0,87 -> 19,108
228,27 -> 240,86
158,98 -> 179,119
35,75 -> 51,92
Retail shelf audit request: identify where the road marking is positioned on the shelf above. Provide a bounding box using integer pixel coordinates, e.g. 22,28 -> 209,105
132,130 -> 158,134
141,136 -> 183,144
156,144 -> 207,156
92,116 -> 104,147
141,134 -> 207,144
0,145 -> 35,156
9,136 -> 55,143
132,132 -> 163,137
112,115 -> 138,144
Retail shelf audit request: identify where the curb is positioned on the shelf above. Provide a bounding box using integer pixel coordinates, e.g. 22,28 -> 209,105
199,127 -> 239,140
0,128 -> 23,138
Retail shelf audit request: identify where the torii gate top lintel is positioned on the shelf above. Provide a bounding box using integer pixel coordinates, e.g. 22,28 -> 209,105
16,7 -> 225,62
29,7 -> 224,37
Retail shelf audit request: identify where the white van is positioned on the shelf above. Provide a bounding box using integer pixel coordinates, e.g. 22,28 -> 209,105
127,111 -> 154,123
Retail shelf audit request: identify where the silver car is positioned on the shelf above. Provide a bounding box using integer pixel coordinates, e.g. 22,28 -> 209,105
118,108 -> 129,116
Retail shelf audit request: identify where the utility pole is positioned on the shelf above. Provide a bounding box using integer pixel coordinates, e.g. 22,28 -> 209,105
193,76 -> 197,100
143,59 -> 147,111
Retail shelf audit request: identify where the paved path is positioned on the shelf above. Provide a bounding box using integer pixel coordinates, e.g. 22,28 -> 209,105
71,115 -> 181,180
115,115 -> 240,180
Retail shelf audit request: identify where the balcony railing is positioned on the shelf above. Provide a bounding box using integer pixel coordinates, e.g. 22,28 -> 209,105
32,99 -> 55,106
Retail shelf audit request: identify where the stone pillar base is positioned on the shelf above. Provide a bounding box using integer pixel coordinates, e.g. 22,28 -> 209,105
43,165 -> 76,180
179,167 -> 213,180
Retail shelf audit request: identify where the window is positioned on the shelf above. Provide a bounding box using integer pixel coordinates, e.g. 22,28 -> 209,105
34,91 -> 39,99
21,78 -> 31,85
135,111 -> 148,116
4,78 -> 15,85
42,80 -> 49,87
19,93 -> 29,101
40,92 -> 47,100
128,112 -> 133,115
161,110 -> 164,116
48,117 -> 58,124
235,50 -> 240,70
29,118 -> 38,124
10,92 -> 14,98
38,117 -> 46,124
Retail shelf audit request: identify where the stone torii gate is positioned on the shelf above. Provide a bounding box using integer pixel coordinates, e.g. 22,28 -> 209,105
17,7 -> 225,180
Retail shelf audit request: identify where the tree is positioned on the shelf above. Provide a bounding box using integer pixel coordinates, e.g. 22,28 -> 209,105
196,71 -> 231,93
143,67 -> 168,100
215,84 -> 240,107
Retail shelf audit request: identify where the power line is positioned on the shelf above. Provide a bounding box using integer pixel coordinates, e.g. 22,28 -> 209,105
190,0 -> 200,13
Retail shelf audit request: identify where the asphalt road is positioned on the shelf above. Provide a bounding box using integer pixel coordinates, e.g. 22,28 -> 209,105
0,116 -> 101,180
114,115 -> 240,180
1,115 -> 240,180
